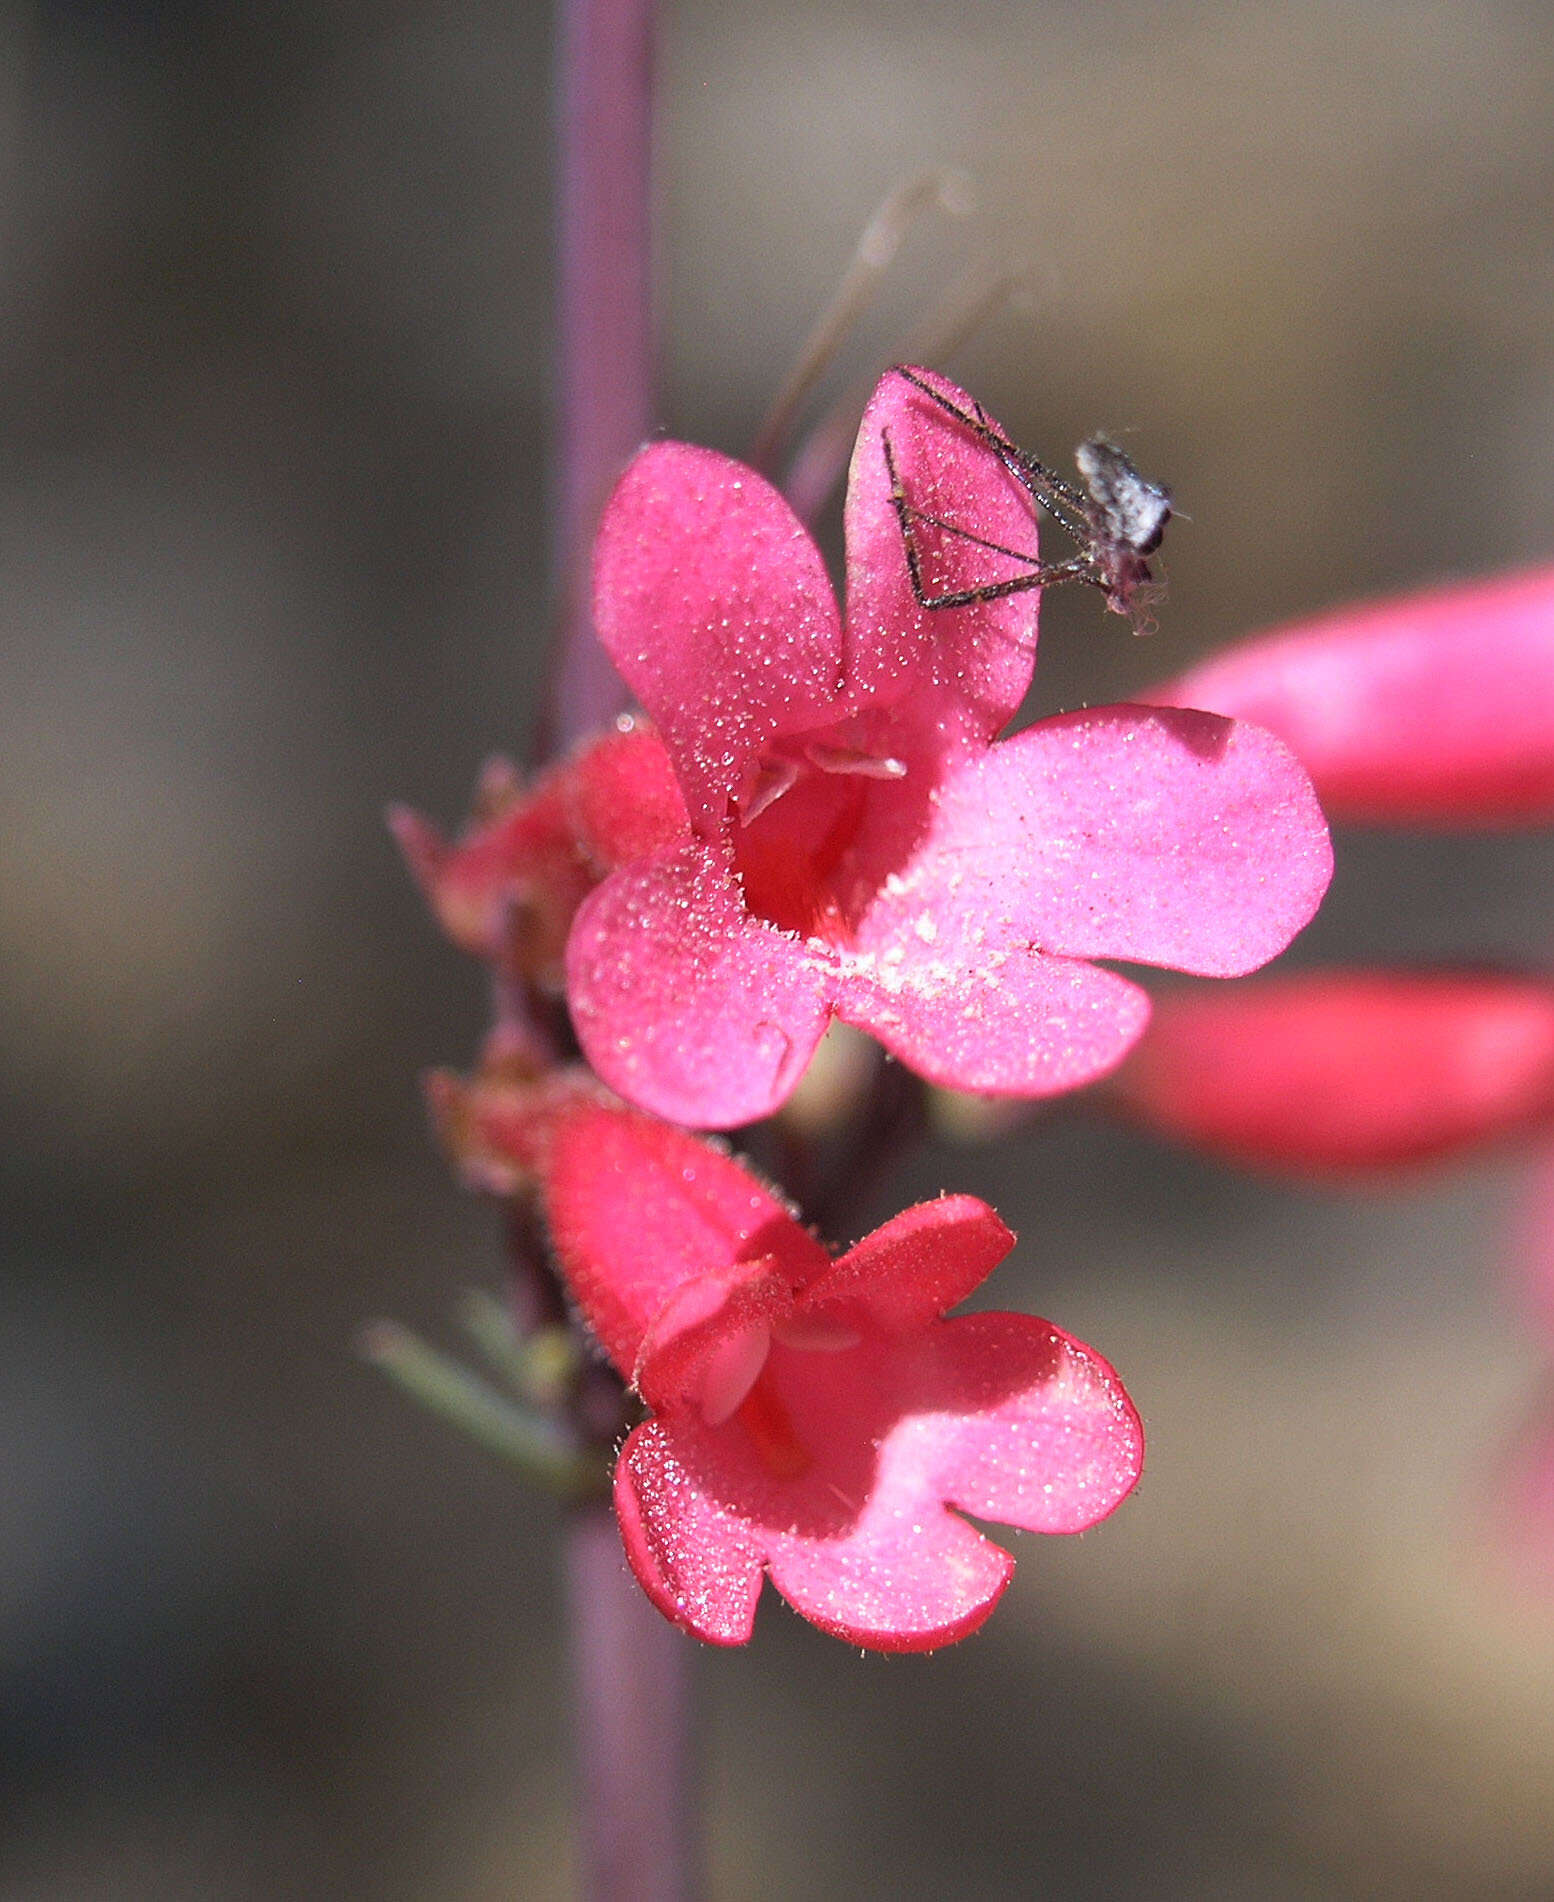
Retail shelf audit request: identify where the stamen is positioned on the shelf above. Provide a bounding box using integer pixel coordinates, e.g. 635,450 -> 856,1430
735,754 -> 800,825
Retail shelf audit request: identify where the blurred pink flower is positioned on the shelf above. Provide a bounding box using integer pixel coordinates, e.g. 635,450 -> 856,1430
566,367 -> 1332,1129
1109,969 -> 1554,1175
1115,565 -> 1554,1176
1152,564 -> 1554,828
541,1098 -> 1143,1650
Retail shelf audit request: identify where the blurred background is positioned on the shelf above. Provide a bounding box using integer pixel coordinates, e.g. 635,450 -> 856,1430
4,0 -> 1554,1894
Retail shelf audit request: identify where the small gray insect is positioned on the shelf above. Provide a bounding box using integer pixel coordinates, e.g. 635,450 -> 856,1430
882,365 -> 1172,632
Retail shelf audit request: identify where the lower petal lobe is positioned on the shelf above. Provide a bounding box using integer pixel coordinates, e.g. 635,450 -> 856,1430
567,843 -> 834,1128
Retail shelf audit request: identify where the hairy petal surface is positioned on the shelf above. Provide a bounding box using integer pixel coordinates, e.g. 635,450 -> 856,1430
854,705 -> 1333,976
803,1197 -> 1016,1328
544,1100 -> 821,1375
919,1313 -> 1144,1534
1110,970 -> 1554,1173
1151,566 -> 1554,826
838,948 -> 1153,1098
567,843 -> 835,1128
615,1421 -> 768,1645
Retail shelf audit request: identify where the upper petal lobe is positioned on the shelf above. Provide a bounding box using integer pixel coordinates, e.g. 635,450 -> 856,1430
592,443 -> 846,830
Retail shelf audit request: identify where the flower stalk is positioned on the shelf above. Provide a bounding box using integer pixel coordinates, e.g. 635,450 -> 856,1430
549,0 -> 655,754
548,1 -> 698,1896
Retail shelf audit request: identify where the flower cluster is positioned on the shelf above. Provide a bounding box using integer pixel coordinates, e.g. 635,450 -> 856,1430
395,367 -> 1346,1647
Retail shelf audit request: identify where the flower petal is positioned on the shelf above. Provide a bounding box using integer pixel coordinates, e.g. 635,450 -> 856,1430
638,1337 -> 1017,1648
838,947 -> 1152,1097
592,443 -> 846,830
853,705 -> 1332,977
763,1484 -> 1015,1651
756,1312 -> 1138,1646
1110,970 -> 1554,1174
615,1419 -> 768,1645
1150,565 -> 1554,826
762,1314 -> 1139,1646
802,1195 -> 1015,1327
844,366 -> 1042,735
567,842 -> 836,1128
613,1277 -> 1143,1650
918,1312 -> 1144,1534
544,1101 -> 822,1376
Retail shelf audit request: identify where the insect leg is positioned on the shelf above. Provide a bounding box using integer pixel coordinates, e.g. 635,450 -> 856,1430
888,366 -> 1094,539
897,553 -> 1097,611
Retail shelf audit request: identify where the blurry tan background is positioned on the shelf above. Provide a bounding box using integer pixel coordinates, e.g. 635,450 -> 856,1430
4,1 -> 1554,1895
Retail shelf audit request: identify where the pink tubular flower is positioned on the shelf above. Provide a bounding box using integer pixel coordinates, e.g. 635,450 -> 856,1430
1113,564 -> 1554,1177
565,368 -> 1333,1129
1108,969 -> 1554,1175
541,1100 -> 1143,1650
1151,565 -> 1554,828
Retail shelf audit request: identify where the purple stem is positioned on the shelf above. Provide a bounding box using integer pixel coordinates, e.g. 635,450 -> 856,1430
566,1504 -> 701,1902
548,0 -> 655,753
550,4 -> 697,1897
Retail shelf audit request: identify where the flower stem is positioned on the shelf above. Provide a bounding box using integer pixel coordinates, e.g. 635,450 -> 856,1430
566,1502 -> 701,1902
549,4 -> 696,1896
547,0 -> 655,754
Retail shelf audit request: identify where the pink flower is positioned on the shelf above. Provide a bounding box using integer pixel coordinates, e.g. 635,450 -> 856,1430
565,368 -> 1332,1129
1114,565 -> 1554,1177
1109,969 -> 1554,1176
1151,565 -> 1554,828
541,1099 -> 1143,1650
